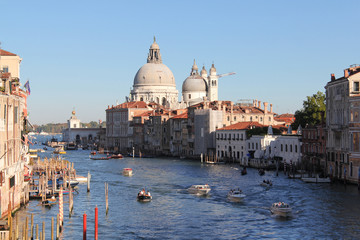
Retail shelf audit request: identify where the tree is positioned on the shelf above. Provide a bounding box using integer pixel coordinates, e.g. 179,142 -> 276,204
292,91 -> 326,129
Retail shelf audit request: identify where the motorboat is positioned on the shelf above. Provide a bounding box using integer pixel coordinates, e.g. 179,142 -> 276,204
227,189 -> 246,202
260,180 -> 273,187
301,176 -> 331,183
187,184 -> 211,195
66,179 -> 80,188
75,175 -> 88,183
111,154 -> 123,159
89,155 -> 111,160
65,142 -> 78,150
123,168 -> 133,176
241,167 -> 247,175
258,169 -> 265,176
137,189 -> 152,202
270,202 -> 292,217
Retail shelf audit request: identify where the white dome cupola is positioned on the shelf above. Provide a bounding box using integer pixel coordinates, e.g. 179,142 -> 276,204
182,60 -> 207,106
130,37 -> 179,108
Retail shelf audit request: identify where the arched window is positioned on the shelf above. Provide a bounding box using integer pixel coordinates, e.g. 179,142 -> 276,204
140,97 -> 143,101
162,97 -> 166,106
156,97 -> 159,103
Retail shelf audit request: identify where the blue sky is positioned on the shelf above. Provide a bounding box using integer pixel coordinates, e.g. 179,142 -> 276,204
1,1 -> 360,124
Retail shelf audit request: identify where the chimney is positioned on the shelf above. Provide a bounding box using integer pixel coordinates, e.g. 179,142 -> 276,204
344,69 -> 349,78
331,73 -> 335,81
230,101 -> 234,114
254,99 -> 257,107
270,104 -> 273,113
253,100 -> 256,107
264,102 -> 268,114
258,101 -> 261,108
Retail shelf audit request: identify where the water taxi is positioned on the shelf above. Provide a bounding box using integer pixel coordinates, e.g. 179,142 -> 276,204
270,202 -> 292,217
227,189 -> 246,202
137,189 -> 152,202
123,168 -> 133,176
111,154 -> 123,159
187,184 -> 211,195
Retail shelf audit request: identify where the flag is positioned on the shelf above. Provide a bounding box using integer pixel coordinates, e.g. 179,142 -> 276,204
24,80 -> 30,95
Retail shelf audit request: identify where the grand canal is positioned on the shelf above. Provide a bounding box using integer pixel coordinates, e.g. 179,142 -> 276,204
17,141 -> 360,239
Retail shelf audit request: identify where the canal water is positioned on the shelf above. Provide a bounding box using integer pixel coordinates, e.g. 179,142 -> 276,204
18,139 -> 360,239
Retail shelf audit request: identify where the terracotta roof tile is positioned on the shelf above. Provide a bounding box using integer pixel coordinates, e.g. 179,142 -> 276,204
0,49 -> 17,56
171,112 -> 188,119
218,121 -> 264,131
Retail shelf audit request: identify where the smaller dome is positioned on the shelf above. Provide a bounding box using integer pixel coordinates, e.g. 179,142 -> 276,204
201,65 -> 207,75
210,63 -> 216,74
182,75 -> 207,92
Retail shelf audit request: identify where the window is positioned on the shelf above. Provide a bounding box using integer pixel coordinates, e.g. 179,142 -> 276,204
256,143 -> 258,149
295,145 -> 298,153
234,116 -> 236,121
14,107 -> 18,124
350,162 -> 353,177
285,145 -> 288,152
354,82 -> 360,92
290,145 -> 292,152
281,144 -> 283,151
227,116 -> 230,121
2,66 -> 8,73
250,117 -> 253,121
188,94 -> 191,99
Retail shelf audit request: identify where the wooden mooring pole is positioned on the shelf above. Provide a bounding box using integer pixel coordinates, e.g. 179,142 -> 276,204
105,182 -> 109,215
87,171 -> 91,192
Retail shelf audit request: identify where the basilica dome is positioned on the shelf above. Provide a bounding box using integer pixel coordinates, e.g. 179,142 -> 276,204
134,63 -> 175,86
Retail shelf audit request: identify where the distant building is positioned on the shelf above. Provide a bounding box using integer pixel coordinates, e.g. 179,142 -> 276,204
274,113 -> 295,127
62,111 -> 104,147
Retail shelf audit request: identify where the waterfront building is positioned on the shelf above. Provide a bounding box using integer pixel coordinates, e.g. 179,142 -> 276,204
301,115 -> 327,173
0,67 -> 29,218
129,38 -> 179,109
106,101 -> 152,152
216,122 -> 263,162
325,65 -> 360,183
62,110 -> 104,147
272,134 -> 302,166
168,111 -> 188,157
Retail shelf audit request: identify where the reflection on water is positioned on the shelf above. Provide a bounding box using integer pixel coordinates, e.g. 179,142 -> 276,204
16,142 -> 360,239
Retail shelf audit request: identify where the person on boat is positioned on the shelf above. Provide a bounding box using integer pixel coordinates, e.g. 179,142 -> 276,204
147,191 -> 151,197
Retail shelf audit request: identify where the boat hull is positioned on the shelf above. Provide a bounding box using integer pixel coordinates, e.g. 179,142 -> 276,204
137,195 -> 152,202
301,177 -> 331,183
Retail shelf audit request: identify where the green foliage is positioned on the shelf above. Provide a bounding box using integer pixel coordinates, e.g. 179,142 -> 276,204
246,127 -> 281,138
33,123 -> 67,133
292,91 -> 326,129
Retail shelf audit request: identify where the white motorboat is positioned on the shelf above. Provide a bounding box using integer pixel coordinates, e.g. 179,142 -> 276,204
123,168 -> 133,176
301,177 -> 331,183
75,175 -> 88,183
227,190 -> 246,202
187,184 -> 211,195
270,202 -> 292,217
66,179 -> 80,188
